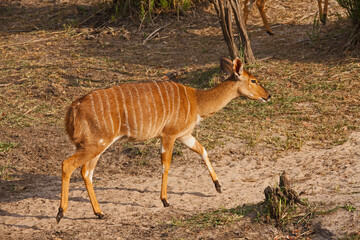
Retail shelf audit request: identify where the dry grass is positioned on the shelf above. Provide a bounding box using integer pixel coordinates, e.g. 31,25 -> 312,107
0,0 -> 359,238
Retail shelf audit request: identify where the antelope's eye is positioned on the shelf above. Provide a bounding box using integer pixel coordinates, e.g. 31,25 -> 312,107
251,80 -> 257,84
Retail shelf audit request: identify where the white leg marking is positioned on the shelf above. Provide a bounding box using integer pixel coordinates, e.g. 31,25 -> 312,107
202,148 -> 215,175
161,145 -> 166,154
179,135 -> 196,148
196,114 -> 203,125
103,90 -> 115,134
162,164 -> 165,174
84,170 -> 90,178
89,170 -> 94,184
117,86 -> 131,137
202,148 -> 208,159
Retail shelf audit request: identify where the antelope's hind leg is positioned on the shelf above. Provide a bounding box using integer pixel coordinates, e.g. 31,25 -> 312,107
81,155 -> 104,219
56,148 -> 104,223
178,134 -> 221,193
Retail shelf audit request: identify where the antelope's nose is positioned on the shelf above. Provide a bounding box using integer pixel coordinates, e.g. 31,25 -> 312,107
263,94 -> 271,102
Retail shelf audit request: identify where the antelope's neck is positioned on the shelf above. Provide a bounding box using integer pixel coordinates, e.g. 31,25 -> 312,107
195,80 -> 239,117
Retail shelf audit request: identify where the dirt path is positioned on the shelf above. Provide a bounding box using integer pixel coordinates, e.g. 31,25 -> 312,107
1,131 -> 359,239
1,0 -> 359,239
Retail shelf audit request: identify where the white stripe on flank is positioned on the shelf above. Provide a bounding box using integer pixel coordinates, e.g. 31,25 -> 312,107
125,85 -> 137,137
182,85 -> 191,123
117,86 -> 131,137
170,82 -> 180,125
133,85 -> 144,137
153,81 -> 166,135
94,91 -> 109,133
167,81 -> 175,119
141,84 -> 152,138
89,94 -> 101,128
103,90 -> 115,134
146,83 -> 157,138
164,81 -> 175,125
162,82 -> 171,124
110,87 -> 121,135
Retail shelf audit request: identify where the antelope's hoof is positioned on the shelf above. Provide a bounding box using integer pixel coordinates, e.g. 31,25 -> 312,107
161,199 -> 170,207
56,207 -> 64,223
95,212 -> 105,219
266,31 -> 274,36
214,180 -> 222,193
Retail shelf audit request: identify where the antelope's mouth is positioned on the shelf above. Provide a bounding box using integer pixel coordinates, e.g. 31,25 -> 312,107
259,94 -> 271,102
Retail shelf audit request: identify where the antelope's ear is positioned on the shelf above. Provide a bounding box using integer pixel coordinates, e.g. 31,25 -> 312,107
220,57 -> 233,75
233,57 -> 244,76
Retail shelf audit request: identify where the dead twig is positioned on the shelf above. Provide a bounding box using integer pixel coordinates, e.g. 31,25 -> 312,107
0,37 -> 58,48
23,105 -> 38,116
142,21 -> 173,45
0,79 -> 26,87
0,83 -> 12,87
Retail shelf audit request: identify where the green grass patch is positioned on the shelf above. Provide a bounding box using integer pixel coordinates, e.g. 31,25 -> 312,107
0,142 -> 16,152
0,160 -> 14,181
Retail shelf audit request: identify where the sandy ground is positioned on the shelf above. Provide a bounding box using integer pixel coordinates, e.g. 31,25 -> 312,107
1,130 -> 359,239
0,0 -> 359,239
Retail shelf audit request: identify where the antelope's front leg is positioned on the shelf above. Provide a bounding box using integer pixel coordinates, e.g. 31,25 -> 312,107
178,134 -> 221,193
160,136 -> 176,207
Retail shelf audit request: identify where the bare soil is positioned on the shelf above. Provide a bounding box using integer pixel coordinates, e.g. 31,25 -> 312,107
0,0 -> 359,239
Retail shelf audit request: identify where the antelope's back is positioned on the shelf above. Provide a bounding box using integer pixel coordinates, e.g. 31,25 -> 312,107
66,81 -> 198,146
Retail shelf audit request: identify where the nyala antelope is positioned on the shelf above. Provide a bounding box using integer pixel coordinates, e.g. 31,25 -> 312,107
56,57 -> 271,223
244,0 -> 329,35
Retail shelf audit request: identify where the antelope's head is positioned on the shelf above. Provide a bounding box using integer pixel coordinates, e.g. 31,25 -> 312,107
220,57 -> 271,102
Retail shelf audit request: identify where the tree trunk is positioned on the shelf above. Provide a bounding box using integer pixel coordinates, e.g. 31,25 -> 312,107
229,0 -> 255,63
213,0 -> 255,63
